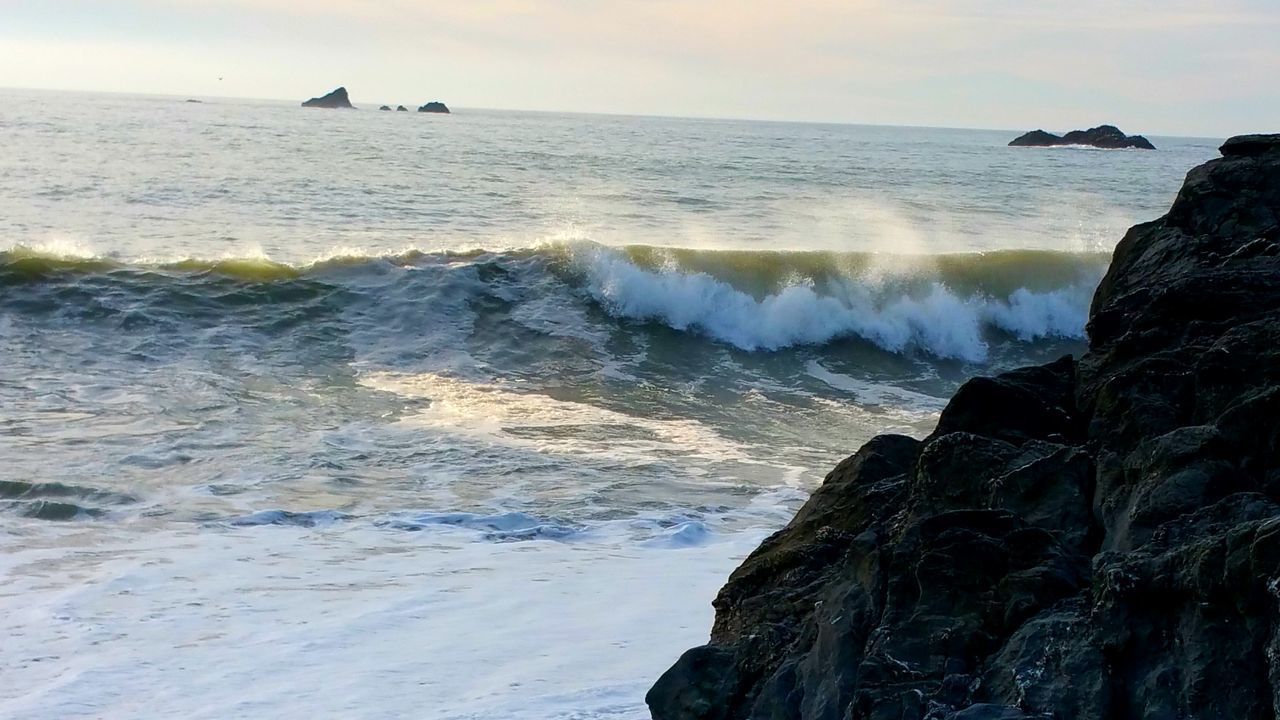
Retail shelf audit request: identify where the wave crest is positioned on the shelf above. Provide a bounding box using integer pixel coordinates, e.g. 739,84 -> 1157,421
576,246 -> 1101,362
1,240 -> 1105,361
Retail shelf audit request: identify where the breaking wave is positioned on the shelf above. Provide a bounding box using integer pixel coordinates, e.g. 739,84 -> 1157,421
0,241 -> 1108,362
577,246 -> 1098,361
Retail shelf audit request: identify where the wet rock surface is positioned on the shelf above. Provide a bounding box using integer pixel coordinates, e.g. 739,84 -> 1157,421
648,135 -> 1280,719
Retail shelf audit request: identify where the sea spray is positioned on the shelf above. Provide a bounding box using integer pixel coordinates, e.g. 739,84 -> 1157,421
1,241 -> 1105,361
573,244 -> 1102,361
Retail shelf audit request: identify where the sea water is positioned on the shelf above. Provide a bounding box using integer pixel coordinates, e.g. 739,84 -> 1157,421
0,88 -> 1220,718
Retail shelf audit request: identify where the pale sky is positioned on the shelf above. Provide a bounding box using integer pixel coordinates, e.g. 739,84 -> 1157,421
2,0 -> 1277,136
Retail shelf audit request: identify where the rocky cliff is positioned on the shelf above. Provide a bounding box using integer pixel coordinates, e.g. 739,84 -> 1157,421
648,135 -> 1280,720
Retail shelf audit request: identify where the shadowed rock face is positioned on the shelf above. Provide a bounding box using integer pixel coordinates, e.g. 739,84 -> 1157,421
1010,125 -> 1155,150
301,87 -> 355,109
648,135 -> 1280,720
418,101 -> 450,114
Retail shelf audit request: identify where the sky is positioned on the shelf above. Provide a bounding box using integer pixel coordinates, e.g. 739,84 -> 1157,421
1,0 -> 1277,136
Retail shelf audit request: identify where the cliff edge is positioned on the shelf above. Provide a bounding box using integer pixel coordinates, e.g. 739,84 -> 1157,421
648,135 -> 1280,720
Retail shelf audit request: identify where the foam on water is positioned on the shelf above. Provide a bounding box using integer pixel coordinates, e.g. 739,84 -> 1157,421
359,370 -> 752,465
0,239 -> 1105,363
0,519 -> 772,720
577,245 -> 1099,361
804,360 -> 949,414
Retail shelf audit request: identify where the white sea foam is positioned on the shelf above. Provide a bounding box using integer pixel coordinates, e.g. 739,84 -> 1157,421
578,246 -> 1095,362
0,237 -> 99,259
983,285 -> 1091,341
804,360 -> 948,414
0,519 -> 771,720
359,370 -> 750,465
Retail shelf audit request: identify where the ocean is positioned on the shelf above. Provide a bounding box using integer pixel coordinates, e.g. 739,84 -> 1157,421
0,88 -> 1221,719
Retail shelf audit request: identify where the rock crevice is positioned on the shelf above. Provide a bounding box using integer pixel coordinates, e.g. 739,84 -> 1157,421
648,135 -> 1280,720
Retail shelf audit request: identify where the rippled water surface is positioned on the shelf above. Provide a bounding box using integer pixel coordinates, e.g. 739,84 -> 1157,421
0,89 -> 1221,719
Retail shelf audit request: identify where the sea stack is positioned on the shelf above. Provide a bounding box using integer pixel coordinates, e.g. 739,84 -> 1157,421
301,87 -> 355,109
418,101 -> 450,114
1010,124 -> 1155,149
379,105 -> 391,111
648,135 -> 1280,719
396,105 -> 408,112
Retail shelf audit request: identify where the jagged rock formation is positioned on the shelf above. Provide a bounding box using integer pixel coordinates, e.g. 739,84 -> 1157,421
1010,125 -> 1155,150
301,87 -> 355,109
396,105 -> 408,112
379,105 -> 391,111
418,101 -> 450,114
648,135 -> 1280,720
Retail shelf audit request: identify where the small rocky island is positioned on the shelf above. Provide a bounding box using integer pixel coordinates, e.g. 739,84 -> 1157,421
1010,125 -> 1155,149
649,135 -> 1280,719
301,87 -> 355,109
300,88 -> 445,113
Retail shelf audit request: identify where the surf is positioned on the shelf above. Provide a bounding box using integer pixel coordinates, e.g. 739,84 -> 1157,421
0,241 -> 1107,362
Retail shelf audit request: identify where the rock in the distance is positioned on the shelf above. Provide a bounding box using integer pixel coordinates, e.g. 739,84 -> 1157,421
1010,124 -> 1155,149
418,101 -> 450,114
301,87 -> 355,109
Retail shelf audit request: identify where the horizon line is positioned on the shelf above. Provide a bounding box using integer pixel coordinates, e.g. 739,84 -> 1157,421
0,83 -> 1229,142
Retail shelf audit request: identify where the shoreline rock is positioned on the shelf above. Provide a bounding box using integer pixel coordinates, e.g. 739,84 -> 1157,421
418,101 -> 450,114
301,87 -> 355,109
1010,125 -> 1155,150
648,135 -> 1280,719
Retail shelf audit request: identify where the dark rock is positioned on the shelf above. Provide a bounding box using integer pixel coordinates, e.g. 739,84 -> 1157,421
418,101 -> 450,114
301,86 -> 355,109
947,705 -> 1029,720
379,105 -> 391,111
649,135 -> 1280,720
647,646 -> 741,720
1220,134 -> 1280,157
1009,125 -> 1155,150
933,356 -> 1080,446
1005,130 -> 1058,147
184,99 -> 203,104
396,105 -> 408,112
